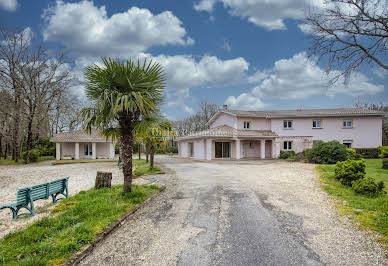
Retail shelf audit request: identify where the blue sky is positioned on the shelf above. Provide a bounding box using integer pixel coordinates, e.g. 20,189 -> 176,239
1,0 -> 387,120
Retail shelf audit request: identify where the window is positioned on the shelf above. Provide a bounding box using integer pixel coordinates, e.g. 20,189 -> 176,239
215,142 -> 231,158
243,121 -> 250,129
283,120 -> 293,129
343,119 -> 353,128
312,120 -> 322,128
249,142 -> 254,149
283,141 -> 293,150
343,140 -> 353,148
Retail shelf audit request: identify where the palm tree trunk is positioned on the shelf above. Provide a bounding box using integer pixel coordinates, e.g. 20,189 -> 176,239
119,118 -> 134,193
150,145 -> 155,170
138,143 -> 141,159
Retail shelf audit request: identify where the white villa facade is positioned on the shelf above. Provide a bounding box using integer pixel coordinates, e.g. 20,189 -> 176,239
177,107 -> 384,160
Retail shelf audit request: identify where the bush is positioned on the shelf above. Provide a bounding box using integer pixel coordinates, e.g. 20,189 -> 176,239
347,148 -> 363,160
22,149 -> 40,162
334,159 -> 366,186
304,148 -> 314,162
279,150 -> 296,159
378,146 -> 388,158
295,152 -> 305,161
354,148 -> 379,159
310,140 -> 349,164
352,176 -> 385,196
155,146 -> 178,154
383,158 -> 388,169
36,137 -> 55,156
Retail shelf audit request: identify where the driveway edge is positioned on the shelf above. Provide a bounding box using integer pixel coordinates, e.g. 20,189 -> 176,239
65,185 -> 166,266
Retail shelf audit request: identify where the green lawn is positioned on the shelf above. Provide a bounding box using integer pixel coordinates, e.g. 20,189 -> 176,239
0,184 -> 160,265
0,156 -> 55,165
133,159 -> 163,177
317,159 -> 388,246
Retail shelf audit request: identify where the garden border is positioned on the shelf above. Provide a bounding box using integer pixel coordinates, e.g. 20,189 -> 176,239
65,185 -> 166,265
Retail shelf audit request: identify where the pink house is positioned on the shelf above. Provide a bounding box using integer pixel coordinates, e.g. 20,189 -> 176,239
50,130 -> 115,160
177,107 -> 384,160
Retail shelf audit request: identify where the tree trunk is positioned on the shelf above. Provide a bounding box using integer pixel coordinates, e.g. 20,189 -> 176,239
150,145 -> 155,170
12,80 -> 21,162
145,143 -> 149,163
119,117 -> 134,193
95,171 -> 112,189
0,136 -> 2,158
138,143 -> 141,160
4,142 -> 8,159
25,118 -> 33,164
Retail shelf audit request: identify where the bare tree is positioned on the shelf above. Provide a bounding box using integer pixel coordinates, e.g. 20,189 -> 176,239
305,0 -> 388,80
18,48 -> 71,163
0,26 -> 31,161
174,101 -> 219,135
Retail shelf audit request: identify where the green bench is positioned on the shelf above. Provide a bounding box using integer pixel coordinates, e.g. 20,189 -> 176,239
0,177 -> 70,219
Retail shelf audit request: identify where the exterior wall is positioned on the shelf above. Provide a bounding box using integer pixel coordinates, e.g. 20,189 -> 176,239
271,116 -> 382,148
276,137 -> 313,154
61,143 -> 75,158
236,117 -> 271,130
96,143 -> 111,159
59,142 -> 113,159
210,113 -> 237,128
179,139 -> 206,160
241,140 -> 260,158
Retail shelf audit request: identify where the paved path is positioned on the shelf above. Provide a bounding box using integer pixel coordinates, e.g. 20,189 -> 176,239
82,157 -> 387,265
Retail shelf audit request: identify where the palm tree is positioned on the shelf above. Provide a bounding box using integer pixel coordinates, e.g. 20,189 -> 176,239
81,58 -> 165,193
135,114 -> 174,169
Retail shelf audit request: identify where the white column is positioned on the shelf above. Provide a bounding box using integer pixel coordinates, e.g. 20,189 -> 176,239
271,139 -> 276,159
109,143 -> 115,159
235,139 -> 241,160
92,142 -> 96,159
206,139 -> 212,160
75,142 -> 80,160
260,140 -> 266,159
275,141 -> 281,158
56,143 -> 61,160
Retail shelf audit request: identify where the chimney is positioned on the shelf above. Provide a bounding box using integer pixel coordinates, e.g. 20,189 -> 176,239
223,104 -> 228,110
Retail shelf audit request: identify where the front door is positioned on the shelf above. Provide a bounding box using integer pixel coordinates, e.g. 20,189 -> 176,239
84,143 -> 92,159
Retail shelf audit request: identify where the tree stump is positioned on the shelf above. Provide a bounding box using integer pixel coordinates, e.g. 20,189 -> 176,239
95,171 -> 112,189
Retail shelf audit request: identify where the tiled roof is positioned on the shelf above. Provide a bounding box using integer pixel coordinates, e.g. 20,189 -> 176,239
224,108 -> 385,118
50,130 -> 113,143
177,125 -> 277,140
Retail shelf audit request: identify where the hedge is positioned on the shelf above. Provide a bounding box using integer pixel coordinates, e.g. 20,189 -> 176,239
354,148 -> 379,159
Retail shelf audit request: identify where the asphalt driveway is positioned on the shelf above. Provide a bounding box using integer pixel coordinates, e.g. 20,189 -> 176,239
82,157 -> 387,265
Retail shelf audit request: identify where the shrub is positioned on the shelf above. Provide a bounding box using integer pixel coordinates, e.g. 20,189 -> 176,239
378,146 -> 388,158
334,159 -> 366,186
347,148 -> 363,160
22,149 -> 40,162
352,176 -> 385,196
354,148 -> 379,159
295,152 -> 305,161
304,148 -> 314,162
279,150 -> 295,159
311,140 -> 349,164
155,146 -> 178,154
383,158 -> 388,170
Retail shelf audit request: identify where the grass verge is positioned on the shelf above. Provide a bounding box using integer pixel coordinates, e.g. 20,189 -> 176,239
133,159 -> 163,177
52,159 -> 117,165
0,184 -> 160,265
0,156 -> 55,165
317,159 -> 388,247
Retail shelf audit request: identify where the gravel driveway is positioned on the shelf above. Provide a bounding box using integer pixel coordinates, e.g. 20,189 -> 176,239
0,160 -> 149,239
82,156 -> 387,266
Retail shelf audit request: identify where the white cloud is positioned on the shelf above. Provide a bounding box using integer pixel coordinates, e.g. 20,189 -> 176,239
225,93 -> 266,110
194,0 -> 321,30
42,1 -> 193,57
226,52 -> 384,109
0,0 -> 18,11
